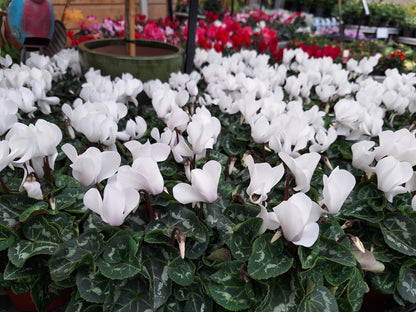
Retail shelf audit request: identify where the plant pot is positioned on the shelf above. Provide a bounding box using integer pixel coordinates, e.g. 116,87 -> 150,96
78,39 -> 185,82
7,288 -> 71,312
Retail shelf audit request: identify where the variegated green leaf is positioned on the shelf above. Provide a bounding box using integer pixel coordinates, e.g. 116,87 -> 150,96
167,256 -> 195,286
208,260 -> 251,311
19,201 -> 50,222
256,272 -> 303,312
324,263 -> 354,287
397,263 -> 416,303
223,204 -> 261,224
31,275 -> 68,312
64,290 -> 90,312
55,181 -> 89,212
0,223 -> 16,251
49,229 -> 104,281
341,199 -> 384,223
97,259 -> 141,280
347,268 -> 368,311
230,217 -> 262,261
103,276 -> 152,312
0,200 -> 22,227
45,213 -> 78,241
8,239 -> 58,267
76,270 -> 109,303
140,244 -> 172,310
368,267 -> 396,294
164,296 -> 184,312
248,233 -> 293,280
184,288 -> 213,312
298,286 -> 339,312
3,262 -> 39,281
23,215 -> 62,243
299,237 -> 355,269
380,213 -> 416,256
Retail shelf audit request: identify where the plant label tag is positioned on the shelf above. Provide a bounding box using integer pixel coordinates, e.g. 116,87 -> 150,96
362,0 -> 370,15
376,27 -> 389,39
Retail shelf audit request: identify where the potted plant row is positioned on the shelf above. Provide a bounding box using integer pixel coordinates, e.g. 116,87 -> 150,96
342,0 -> 405,35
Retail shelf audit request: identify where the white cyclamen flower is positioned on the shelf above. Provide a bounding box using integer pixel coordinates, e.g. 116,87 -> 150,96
245,154 -> 284,205
117,116 -> 147,141
6,119 -> 62,176
62,143 -> 121,187
0,140 -> 11,172
173,160 -> 221,204
83,180 -> 140,226
273,192 -> 323,247
374,129 -> 416,166
279,152 -> 321,193
116,157 -> 166,195
320,167 -> 356,214
351,140 -> 376,173
257,205 -> 280,234
20,165 -> 43,200
374,156 -> 413,202
187,106 -> 221,157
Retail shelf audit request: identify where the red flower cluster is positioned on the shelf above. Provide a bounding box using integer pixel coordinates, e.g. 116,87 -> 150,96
298,44 -> 341,60
67,8 -> 308,64
387,50 -> 406,62
67,30 -> 97,46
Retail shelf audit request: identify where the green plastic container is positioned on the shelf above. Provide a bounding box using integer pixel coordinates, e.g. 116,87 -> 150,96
78,39 -> 185,82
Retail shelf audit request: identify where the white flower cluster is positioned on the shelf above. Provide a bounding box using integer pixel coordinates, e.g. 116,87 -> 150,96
1,45 -> 416,237
62,68 -> 144,150
0,49 -> 81,200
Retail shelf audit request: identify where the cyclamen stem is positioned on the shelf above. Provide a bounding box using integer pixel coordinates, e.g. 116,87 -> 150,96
43,156 -> 54,185
341,219 -> 362,230
240,263 -> 249,283
170,226 -> 184,246
175,129 -> 180,144
337,233 -> 365,253
140,189 -> 154,222
95,183 -> 104,199
224,154 -> 236,181
232,193 -> 246,205
78,209 -> 91,227
170,226 -> 186,259
262,143 -> 266,162
0,176 -> 10,195
284,173 -> 293,201
198,202 -> 204,221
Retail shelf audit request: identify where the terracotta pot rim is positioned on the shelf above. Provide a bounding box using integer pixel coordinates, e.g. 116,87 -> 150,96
77,38 -> 184,61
